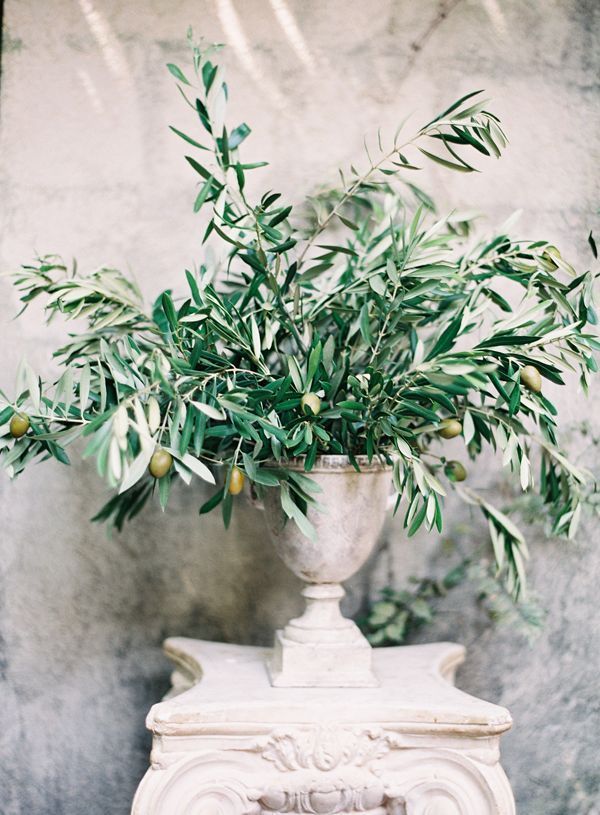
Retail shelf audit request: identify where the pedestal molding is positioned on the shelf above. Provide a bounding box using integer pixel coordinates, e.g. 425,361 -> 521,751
132,640 -> 515,815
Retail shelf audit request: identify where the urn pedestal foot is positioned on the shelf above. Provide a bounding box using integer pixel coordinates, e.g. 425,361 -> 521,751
269,627 -> 378,687
268,583 -> 379,687
131,639 -> 516,815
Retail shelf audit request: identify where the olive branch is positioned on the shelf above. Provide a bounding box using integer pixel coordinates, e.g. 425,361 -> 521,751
1,33 -> 598,600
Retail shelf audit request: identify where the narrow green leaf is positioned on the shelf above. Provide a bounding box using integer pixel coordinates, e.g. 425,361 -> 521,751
169,126 -> 208,150
229,122 -> 251,149
79,364 -> 91,416
287,356 -> 304,391
359,303 -> 372,345
185,270 -> 202,305
161,292 -> 178,331
199,486 -> 225,514
424,90 -> 484,127
167,63 -> 191,85
185,155 -> 212,180
369,275 -> 387,296
193,176 -> 214,212
222,490 -> 233,528
418,147 -> 474,173
191,401 -> 226,421
267,205 -> 292,228
159,474 -> 171,510
306,342 -> 322,386
252,469 -> 280,486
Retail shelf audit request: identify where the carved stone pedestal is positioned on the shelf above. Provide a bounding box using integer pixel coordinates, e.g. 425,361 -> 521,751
132,638 -> 516,815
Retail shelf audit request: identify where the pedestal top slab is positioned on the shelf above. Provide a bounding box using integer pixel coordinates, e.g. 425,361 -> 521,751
147,638 -> 511,738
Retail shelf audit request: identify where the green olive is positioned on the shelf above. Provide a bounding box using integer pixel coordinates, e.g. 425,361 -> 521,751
9,413 -> 30,439
300,392 -> 321,416
228,466 -> 245,495
444,460 -> 467,482
520,365 -> 542,393
438,418 -> 462,439
148,448 -> 173,479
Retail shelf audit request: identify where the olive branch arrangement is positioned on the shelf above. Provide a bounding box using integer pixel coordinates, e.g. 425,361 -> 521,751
1,33 -> 598,601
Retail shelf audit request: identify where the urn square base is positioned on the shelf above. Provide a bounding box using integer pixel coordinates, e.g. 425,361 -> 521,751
268,629 -> 379,687
132,638 -> 516,815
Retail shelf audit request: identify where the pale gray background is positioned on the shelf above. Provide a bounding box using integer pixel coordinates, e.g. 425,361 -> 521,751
1,1 -> 599,814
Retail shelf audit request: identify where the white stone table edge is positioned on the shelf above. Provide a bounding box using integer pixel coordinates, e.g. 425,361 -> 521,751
146,638 -> 512,738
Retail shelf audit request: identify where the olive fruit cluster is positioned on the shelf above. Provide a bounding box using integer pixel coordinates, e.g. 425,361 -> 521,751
436,418 -> 467,481
434,365 -> 543,486
147,449 -> 245,497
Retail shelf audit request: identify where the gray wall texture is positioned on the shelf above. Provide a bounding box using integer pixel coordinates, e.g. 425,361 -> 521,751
1,1 -> 599,813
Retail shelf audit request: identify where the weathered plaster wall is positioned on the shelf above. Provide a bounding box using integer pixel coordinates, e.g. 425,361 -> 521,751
0,2 -> 598,813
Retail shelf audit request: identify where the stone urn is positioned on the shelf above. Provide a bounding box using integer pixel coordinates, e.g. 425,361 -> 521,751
256,455 -> 395,688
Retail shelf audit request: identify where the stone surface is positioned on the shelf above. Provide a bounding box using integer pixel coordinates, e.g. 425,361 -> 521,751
263,457 -> 393,584
1,1 -> 599,814
132,638 -> 515,814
